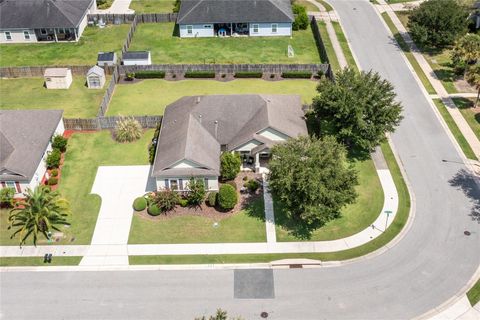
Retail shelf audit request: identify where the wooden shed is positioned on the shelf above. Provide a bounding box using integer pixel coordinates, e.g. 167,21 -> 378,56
97,51 -> 117,66
86,65 -> 106,89
44,68 -> 72,89
122,51 -> 152,66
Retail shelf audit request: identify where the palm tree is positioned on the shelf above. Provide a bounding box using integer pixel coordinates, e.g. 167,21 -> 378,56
8,185 -> 70,247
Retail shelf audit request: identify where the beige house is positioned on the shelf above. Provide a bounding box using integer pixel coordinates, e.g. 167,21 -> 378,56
86,66 -> 106,89
44,68 -> 73,89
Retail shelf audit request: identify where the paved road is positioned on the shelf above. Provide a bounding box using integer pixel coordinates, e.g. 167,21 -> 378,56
1,1 -> 479,319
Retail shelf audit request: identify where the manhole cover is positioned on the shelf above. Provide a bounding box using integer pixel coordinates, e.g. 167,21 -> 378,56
260,312 -> 269,318
464,231 -> 471,236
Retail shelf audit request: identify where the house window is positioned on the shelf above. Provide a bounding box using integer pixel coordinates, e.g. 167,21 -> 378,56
170,179 -> 179,191
186,25 -> 193,35
5,31 -> 12,41
204,178 -> 209,190
23,31 -> 30,40
204,25 -> 211,28
252,24 -> 259,33
271,24 -> 278,33
4,181 -> 20,193
40,28 -> 47,35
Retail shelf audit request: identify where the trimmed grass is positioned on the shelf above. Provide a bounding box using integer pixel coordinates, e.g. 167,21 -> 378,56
467,279 -> 480,306
129,23 -> 321,64
130,142 -> 411,264
130,0 -> 174,12
275,157 -> 384,241
0,77 -> 109,118
108,79 -> 318,116
331,21 -> 358,71
0,25 -> 130,67
433,99 -> 477,160
0,130 -> 153,246
453,97 -> 480,141
0,257 -> 81,267
381,12 -> 436,94
318,22 -> 341,72
296,0 -> 320,12
316,0 -> 333,11
128,198 -> 266,244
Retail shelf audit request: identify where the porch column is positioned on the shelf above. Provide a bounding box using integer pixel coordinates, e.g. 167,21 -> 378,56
230,23 -> 233,36
255,153 -> 260,173
74,28 -> 78,41
53,28 -> 58,42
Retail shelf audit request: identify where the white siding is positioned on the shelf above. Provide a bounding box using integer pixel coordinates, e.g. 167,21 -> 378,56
171,159 -> 202,169
179,24 -> 214,38
77,14 -> 89,39
249,22 -> 291,37
0,29 -> 37,44
123,54 -> 152,65
234,139 -> 261,152
258,127 -> 289,141
156,176 -> 219,191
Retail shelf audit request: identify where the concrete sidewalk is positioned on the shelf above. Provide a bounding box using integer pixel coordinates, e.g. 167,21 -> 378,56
95,0 -> 134,14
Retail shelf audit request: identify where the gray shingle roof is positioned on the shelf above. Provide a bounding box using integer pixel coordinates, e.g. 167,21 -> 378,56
177,0 -> 294,24
152,94 -> 307,178
97,52 -> 116,62
0,110 -> 63,182
87,65 -> 105,76
0,0 -> 94,29
123,51 -> 150,60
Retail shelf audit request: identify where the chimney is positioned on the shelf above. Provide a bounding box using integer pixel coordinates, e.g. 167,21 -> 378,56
214,120 -> 218,139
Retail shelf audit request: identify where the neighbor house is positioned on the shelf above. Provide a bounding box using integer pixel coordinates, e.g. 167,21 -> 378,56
152,94 -> 307,191
177,0 -> 294,38
0,0 -> 96,43
0,110 -> 64,198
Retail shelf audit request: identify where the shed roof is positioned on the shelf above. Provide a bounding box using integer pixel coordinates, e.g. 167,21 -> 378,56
177,0 -> 294,24
0,110 -> 63,182
0,0 -> 94,29
44,68 -> 71,77
97,52 -> 116,62
123,51 -> 150,60
87,65 -> 105,76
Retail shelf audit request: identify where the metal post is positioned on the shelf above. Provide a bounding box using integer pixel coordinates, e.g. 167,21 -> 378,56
53,28 -> 58,42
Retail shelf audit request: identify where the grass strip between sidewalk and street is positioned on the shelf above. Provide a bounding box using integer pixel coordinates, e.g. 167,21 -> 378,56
317,21 -> 341,72
331,21 -> 358,71
129,142 -> 410,265
467,279 -> 480,306
433,99 -> 477,160
0,257 -> 82,267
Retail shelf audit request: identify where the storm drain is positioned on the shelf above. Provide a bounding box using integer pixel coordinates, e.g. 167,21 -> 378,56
234,269 -> 275,299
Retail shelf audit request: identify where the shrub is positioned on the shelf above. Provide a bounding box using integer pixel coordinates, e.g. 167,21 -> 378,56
220,152 -> 241,181
0,187 -> 14,208
147,203 -> 161,216
153,189 -> 180,213
244,179 -> 260,192
125,73 -> 135,81
281,71 -> 312,78
178,198 -> 188,207
134,71 -> 166,79
186,178 -> 206,206
51,135 -> 68,152
50,169 -> 59,177
115,116 -> 143,143
47,177 -> 58,186
207,191 -> 218,206
46,149 -> 61,168
149,122 -> 161,164
226,180 -> 237,189
234,71 -> 263,78
184,71 -> 216,78
132,197 -> 147,211
292,4 -> 309,31
173,0 -> 181,12
218,184 -> 238,210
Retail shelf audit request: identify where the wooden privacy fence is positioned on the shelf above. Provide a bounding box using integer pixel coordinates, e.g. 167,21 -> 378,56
310,16 -> 334,79
122,15 -> 138,54
87,13 -> 177,25
0,65 -> 114,78
97,65 -> 120,117
63,115 -> 162,131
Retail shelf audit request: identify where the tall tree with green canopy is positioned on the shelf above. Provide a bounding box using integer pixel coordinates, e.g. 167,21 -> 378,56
268,135 -> 358,227
8,186 -> 70,247
312,68 -> 403,153
451,33 -> 480,75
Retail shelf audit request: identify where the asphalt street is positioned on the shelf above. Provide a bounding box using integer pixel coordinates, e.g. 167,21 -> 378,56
1,1 -> 479,319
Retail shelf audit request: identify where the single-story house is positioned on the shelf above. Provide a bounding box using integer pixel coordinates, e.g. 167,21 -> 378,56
122,51 -> 152,65
152,94 -> 307,191
0,0 -> 96,44
177,0 -> 294,38
44,68 -> 73,89
97,51 -> 117,66
0,110 -> 64,198
86,65 -> 106,89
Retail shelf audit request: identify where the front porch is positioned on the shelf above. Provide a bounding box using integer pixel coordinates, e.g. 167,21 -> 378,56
35,28 -> 78,42
240,152 -> 270,174
214,23 -> 249,37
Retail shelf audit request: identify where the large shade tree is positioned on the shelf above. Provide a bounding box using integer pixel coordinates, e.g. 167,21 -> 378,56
8,186 -> 70,247
268,135 -> 358,226
312,68 -> 403,152
451,33 -> 480,75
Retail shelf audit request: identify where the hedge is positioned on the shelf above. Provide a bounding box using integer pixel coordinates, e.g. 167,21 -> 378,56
50,169 -> 59,177
234,71 -> 263,78
178,198 -> 188,207
218,184 -> 238,210
133,197 -> 147,211
184,71 -> 216,78
281,71 -> 312,78
47,177 -> 58,186
207,191 -> 217,206
46,149 -> 61,169
147,203 -> 161,216
134,71 -> 166,79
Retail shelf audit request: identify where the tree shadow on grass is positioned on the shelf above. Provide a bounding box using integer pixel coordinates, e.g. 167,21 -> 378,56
449,169 -> 480,223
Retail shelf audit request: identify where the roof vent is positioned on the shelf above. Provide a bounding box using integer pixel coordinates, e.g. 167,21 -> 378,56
214,120 -> 218,139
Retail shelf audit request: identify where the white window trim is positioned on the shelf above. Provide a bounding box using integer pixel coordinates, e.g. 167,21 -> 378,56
271,23 -> 278,33
186,25 -> 193,34
252,24 -> 259,33
5,31 -> 12,41
23,30 -> 30,40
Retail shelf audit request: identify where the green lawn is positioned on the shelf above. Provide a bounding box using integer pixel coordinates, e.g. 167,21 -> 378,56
296,0 -> 320,11
0,256 -> 81,266
467,279 -> 480,306
0,77 -> 109,118
130,0 -> 175,12
108,79 -> 318,116
318,22 -> 341,72
453,97 -> 480,141
129,198 -> 266,244
433,99 -> 477,160
129,23 -> 321,64
331,21 -> 358,71
0,25 -> 130,66
381,12 -> 436,94
130,141 -> 411,264
275,157 -> 383,241
0,130 -> 153,246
